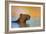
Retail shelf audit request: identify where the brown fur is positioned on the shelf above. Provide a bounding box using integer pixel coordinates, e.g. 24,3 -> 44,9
16,14 -> 30,27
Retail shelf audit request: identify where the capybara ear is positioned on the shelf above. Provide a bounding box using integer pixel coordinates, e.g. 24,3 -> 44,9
20,14 -> 22,16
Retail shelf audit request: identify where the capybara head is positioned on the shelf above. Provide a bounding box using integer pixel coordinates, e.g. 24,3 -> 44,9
16,14 -> 30,27
20,14 -> 30,21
